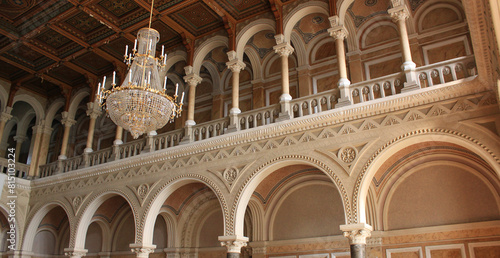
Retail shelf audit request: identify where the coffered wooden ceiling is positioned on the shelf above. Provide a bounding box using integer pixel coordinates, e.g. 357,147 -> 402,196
0,0 -> 298,99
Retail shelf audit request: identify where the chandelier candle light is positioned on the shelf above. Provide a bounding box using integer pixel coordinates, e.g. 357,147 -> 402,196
97,0 -> 184,139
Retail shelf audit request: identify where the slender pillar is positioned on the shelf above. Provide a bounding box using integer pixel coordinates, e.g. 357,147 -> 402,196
0,107 -> 13,144
219,235 -> 249,258
33,125 -> 53,169
226,55 -> 246,132
181,68 -> 202,144
328,16 -> 352,107
28,123 -> 46,178
13,135 -> 27,162
130,244 -> 156,258
58,111 -> 76,160
84,102 -> 102,153
340,223 -> 373,258
273,34 -> 294,121
109,126 -> 124,161
388,1 -> 419,91
64,248 -> 88,258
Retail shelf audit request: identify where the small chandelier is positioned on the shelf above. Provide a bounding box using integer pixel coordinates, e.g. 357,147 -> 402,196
97,0 -> 184,139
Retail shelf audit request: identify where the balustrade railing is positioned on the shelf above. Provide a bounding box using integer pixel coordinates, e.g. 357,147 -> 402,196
0,158 -> 30,179
291,89 -> 339,118
37,56 -> 477,177
417,56 -> 476,88
239,104 -> 280,130
192,118 -> 230,142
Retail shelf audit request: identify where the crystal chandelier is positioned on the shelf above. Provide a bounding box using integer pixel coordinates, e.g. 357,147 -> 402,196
97,0 -> 184,139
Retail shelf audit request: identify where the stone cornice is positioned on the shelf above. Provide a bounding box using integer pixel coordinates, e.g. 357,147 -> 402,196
29,77 -> 493,189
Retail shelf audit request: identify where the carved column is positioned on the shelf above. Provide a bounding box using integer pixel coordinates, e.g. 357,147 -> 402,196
226,52 -> 246,133
13,135 -> 27,162
219,235 -> 249,258
388,1 -> 419,91
64,248 -> 88,258
58,111 -> 76,160
130,244 -> 156,258
273,35 -> 294,121
84,102 -> 102,153
181,68 -> 202,144
340,223 -> 373,258
328,17 -> 352,107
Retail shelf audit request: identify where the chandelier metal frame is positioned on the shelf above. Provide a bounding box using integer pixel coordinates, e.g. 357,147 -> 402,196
96,0 -> 184,139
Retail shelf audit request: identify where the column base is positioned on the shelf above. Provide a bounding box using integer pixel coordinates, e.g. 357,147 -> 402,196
179,123 -> 195,145
335,97 -> 352,108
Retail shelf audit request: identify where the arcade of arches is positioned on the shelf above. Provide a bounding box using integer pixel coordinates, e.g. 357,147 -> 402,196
1,0 -> 500,258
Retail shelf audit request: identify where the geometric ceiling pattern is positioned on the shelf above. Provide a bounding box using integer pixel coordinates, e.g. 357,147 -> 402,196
0,0 -> 290,99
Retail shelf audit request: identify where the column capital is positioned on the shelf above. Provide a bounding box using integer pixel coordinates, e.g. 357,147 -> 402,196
86,101 -> 102,119
183,73 -> 202,87
329,26 -> 349,40
130,243 -> 156,258
0,110 -> 12,122
388,5 -> 409,22
13,135 -> 27,143
219,235 -> 249,253
64,248 -> 88,258
61,111 -> 76,127
226,59 -> 246,73
273,43 -> 294,57
340,223 -> 373,245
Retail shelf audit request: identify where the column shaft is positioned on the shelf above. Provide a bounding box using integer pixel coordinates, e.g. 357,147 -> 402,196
336,37 -> 348,79
187,82 -> 196,122
59,125 -> 71,159
350,244 -> 366,258
115,126 -> 123,145
232,70 -> 240,110
281,54 -> 290,96
397,18 -> 412,63
85,117 -> 97,151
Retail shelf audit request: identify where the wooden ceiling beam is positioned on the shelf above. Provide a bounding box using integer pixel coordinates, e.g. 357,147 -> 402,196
132,0 -> 196,40
0,56 -> 71,91
202,0 -> 236,23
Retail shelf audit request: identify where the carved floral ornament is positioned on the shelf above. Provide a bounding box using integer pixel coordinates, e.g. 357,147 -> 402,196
223,167 -> 239,183
339,146 -> 357,163
137,183 -> 149,198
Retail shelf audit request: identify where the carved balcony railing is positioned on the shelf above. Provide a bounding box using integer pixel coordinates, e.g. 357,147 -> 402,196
37,56 -> 477,178
192,118 -> 230,142
239,104 -> 280,130
417,56 -> 476,88
291,89 -> 339,118
0,158 -> 30,179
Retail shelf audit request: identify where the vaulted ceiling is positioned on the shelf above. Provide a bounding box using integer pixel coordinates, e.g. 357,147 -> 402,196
0,0 -> 294,100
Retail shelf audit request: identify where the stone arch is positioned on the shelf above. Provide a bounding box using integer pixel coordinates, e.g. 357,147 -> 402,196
12,94 -> 45,124
201,61 -> 222,95
358,17 -> 399,50
165,50 -> 188,72
158,207 -> 177,248
243,47 -> 263,81
354,129 -> 500,224
73,189 -> 138,249
67,89 -> 90,120
232,155 -> 350,237
15,110 -> 36,137
290,31 -> 307,67
246,196 -> 264,241
45,99 -> 65,129
236,19 -> 276,62
86,218 -> 110,253
414,0 -> 465,33
193,36 -> 228,76
141,174 -> 227,245
21,201 -> 72,252
308,33 -> 336,64
283,1 -> 329,43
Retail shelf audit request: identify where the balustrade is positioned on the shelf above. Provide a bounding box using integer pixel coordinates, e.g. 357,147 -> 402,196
35,56 -> 478,177
0,158 -> 30,178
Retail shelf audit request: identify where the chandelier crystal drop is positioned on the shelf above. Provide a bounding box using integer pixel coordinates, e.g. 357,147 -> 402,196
97,22 -> 184,139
